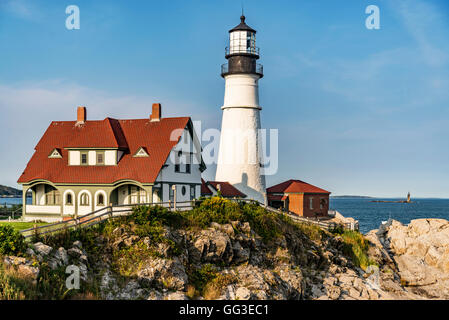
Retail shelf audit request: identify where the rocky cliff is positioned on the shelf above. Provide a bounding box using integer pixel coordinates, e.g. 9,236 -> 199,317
1,201 -> 448,300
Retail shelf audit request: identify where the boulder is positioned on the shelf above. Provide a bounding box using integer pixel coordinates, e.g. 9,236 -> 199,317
137,257 -> 188,291
232,241 -> 250,264
67,247 -> 84,259
235,287 -> 251,300
32,242 -> 53,256
189,229 -> 233,264
54,247 -> 69,265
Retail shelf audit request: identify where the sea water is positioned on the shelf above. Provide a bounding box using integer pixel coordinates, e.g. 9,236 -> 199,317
330,198 -> 449,234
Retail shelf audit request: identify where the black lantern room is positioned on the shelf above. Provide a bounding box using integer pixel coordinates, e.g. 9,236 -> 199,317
221,15 -> 263,78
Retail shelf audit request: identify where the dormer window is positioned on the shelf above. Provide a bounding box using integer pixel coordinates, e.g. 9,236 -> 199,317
80,152 -> 88,165
96,151 -> 105,165
48,149 -> 62,159
133,147 -> 149,158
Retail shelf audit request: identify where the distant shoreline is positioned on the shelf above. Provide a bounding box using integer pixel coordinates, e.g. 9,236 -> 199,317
331,195 -> 374,199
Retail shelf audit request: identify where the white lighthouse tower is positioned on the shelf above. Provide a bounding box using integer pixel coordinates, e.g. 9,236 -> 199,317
215,15 -> 266,203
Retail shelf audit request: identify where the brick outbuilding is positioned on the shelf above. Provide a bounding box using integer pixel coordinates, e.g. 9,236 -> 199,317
267,180 -> 331,218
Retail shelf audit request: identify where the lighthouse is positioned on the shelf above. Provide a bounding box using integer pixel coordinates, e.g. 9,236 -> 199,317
215,15 -> 266,203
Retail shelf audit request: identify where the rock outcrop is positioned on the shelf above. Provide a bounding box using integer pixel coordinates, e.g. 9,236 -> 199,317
369,218 -> 449,299
2,214 -> 448,300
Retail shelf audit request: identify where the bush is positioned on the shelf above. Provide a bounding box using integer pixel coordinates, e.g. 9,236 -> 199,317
0,225 -> 26,256
184,197 -> 282,242
185,197 -> 242,228
339,230 -> 376,270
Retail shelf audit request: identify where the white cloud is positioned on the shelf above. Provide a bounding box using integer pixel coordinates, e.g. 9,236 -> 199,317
392,0 -> 449,67
1,0 -> 40,20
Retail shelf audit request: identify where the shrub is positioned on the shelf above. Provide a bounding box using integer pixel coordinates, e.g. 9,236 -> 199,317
189,264 -> 218,295
0,225 -> 26,256
185,197 -> 242,228
339,230 -> 377,270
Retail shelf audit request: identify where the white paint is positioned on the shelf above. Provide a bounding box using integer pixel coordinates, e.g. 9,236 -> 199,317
154,124 -> 203,203
35,184 -> 46,205
23,216 -> 62,223
222,74 -> 260,109
88,151 -> 96,165
195,185 -> 201,199
153,188 -> 162,203
94,189 -> 107,211
77,189 -> 92,215
63,189 -> 75,215
216,73 -> 266,203
118,185 -> 129,205
105,150 -> 117,165
69,151 -> 80,165
26,205 -> 61,214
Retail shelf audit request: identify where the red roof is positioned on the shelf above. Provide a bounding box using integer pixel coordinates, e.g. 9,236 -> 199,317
267,180 -> 330,194
206,181 -> 246,198
201,179 -> 213,195
267,194 -> 283,201
18,117 -> 191,184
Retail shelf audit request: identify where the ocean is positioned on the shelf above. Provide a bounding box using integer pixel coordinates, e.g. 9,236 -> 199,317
0,197 -> 31,207
330,198 -> 449,234
2,197 -> 448,234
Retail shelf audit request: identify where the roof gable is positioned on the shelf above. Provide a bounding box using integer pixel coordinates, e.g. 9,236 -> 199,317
133,147 -> 149,158
267,180 -> 330,194
207,181 -> 247,198
48,148 -> 62,159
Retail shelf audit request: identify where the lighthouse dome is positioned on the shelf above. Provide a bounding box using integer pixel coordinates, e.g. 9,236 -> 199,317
227,15 -> 258,57
229,15 -> 256,33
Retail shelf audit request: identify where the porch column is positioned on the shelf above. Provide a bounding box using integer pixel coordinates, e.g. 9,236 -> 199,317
22,186 -> 27,218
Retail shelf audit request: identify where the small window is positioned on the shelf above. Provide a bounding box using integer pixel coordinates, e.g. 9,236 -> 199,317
49,149 -> 62,158
309,198 -> 313,210
181,186 -> 186,196
320,198 -> 327,210
45,185 -> 60,205
186,153 -> 191,173
190,186 -> 195,200
169,185 -> 175,202
97,152 -> 104,165
133,147 -> 149,157
80,193 -> 89,206
66,193 -> 73,205
97,194 -> 104,206
81,152 -> 88,165
175,151 -> 182,172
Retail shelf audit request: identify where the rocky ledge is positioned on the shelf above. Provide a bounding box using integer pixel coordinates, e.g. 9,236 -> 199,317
3,216 -> 449,300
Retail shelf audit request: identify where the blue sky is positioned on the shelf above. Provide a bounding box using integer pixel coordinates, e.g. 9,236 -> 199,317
1,0 -> 448,197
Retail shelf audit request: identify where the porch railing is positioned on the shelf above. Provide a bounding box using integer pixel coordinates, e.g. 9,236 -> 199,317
20,200 -> 195,239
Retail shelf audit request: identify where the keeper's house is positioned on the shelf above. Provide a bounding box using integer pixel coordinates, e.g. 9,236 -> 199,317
267,180 -> 330,218
18,104 -> 205,222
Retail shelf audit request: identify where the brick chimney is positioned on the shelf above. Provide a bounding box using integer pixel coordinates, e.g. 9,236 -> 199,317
150,103 -> 161,122
77,106 -> 86,125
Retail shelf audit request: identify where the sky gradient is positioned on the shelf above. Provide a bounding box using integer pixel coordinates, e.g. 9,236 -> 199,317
1,0 -> 448,197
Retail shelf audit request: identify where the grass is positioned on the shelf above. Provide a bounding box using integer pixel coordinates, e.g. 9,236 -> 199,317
0,221 -> 47,232
186,264 -> 236,299
333,229 -> 378,270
